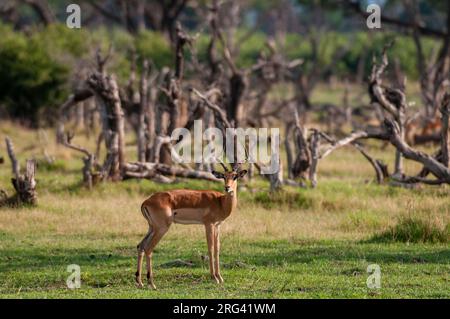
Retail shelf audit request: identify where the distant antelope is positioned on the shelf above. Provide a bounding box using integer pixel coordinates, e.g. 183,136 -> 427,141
405,116 -> 442,145
135,164 -> 247,289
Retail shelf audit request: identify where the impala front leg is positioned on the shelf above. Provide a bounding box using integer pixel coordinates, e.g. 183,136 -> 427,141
205,223 -> 219,283
214,225 -> 223,283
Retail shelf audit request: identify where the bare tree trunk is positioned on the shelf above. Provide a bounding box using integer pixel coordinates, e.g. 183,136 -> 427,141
145,74 -> 158,162
285,123 -> 295,179
88,73 -> 126,181
394,122 -> 405,175
308,130 -> 320,188
75,102 -> 85,130
291,108 -> 311,180
440,93 -> 450,167
3,137 -> 37,206
268,160 -> 283,192
369,43 -> 408,176
111,76 -> 126,178
138,60 -> 149,162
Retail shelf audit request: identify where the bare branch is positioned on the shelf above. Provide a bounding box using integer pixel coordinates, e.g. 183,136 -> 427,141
190,88 -> 231,128
5,137 -> 19,178
384,118 -> 450,181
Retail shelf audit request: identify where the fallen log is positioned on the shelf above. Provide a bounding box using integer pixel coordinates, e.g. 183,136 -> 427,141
124,162 -> 220,182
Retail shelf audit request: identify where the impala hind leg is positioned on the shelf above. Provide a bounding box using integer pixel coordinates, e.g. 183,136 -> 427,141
136,228 -> 152,288
144,226 -> 169,289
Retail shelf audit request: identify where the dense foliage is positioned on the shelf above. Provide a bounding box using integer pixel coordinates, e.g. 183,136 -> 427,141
0,24 -> 68,125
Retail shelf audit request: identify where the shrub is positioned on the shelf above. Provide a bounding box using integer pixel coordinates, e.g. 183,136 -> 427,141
135,30 -> 173,69
370,217 -> 449,243
33,24 -> 91,58
0,24 -> 68,126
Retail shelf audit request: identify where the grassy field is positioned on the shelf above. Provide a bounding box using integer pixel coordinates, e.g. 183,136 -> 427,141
0,116 -> 449,299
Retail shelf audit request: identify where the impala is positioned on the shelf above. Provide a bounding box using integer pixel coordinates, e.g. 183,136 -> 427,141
135,164 -> 247,289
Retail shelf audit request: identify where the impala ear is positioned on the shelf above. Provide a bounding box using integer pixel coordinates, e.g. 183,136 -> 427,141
236,170 -> 247,179
212,170 -> 225,179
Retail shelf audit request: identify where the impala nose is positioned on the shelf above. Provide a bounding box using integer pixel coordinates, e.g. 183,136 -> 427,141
225,186 -> 231,192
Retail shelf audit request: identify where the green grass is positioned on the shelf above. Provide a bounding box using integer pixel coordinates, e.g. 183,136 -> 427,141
1,235 -> 449,298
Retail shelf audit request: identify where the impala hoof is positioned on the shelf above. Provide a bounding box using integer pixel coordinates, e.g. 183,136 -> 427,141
136,281 -> 144,288
211,275 -> 220,284
135,275 -> 144,288
148,283 -> 157,290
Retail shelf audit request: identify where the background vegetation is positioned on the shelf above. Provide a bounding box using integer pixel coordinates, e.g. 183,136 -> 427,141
0,0 -> 449,299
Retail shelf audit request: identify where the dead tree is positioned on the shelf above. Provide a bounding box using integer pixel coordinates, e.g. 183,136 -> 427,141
292,121 -> 391,187
398,0 -> 449,118
440,93 -> 450,167
137,60 -> 149,162
1,137 -> 37,206
301,46 -> 450,187
55,47 -> 113,145
62,132 -> 100,189
368,42 -> 408,176
120,55 -> 161,164
348,0 -> 450,142
87,72 -> 126,181
156,23 -> 192,165
291,108 -> 311,182
56,88 -> 94,144
207,3 -> 247,128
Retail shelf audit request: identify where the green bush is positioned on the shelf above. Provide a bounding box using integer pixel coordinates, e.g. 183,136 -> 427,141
33,24 -> 91,58
135,30 -> 173,69
370,217 -> 449,243
236,31 -> 268,68
0,24 -> 68,126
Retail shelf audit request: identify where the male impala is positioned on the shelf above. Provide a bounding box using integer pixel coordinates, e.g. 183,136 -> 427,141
135,164 -> 247,289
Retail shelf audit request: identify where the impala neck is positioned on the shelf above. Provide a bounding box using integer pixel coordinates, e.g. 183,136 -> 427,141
222,185 -> 238,216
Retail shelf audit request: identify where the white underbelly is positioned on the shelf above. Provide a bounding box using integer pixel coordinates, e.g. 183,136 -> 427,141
173,218 -> 203,225
172,208 -> 205,225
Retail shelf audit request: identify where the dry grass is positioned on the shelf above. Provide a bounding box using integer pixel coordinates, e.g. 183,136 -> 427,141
0,120 -> 449,245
